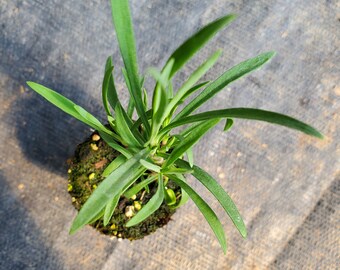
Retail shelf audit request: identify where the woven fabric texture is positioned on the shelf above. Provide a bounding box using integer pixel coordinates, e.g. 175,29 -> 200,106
0,0 -> 339,269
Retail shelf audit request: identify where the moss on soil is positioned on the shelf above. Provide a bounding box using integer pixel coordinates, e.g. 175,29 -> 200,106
67,132 -> 181,240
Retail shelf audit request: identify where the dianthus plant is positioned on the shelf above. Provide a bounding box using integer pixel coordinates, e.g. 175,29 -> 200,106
27,0 -> 322,253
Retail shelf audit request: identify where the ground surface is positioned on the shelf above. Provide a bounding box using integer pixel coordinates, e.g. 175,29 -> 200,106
0,0 -> 339,269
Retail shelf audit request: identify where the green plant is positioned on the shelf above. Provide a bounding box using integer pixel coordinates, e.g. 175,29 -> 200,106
27,0 -> 322,253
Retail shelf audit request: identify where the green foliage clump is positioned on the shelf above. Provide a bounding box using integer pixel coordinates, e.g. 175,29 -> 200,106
27,0 -> 322,253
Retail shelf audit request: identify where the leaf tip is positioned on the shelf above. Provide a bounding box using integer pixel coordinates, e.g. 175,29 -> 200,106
26,81 -> 35,88
267,51 -> 277,59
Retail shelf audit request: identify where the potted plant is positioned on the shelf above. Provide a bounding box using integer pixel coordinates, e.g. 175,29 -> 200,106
27,0 -> 322,253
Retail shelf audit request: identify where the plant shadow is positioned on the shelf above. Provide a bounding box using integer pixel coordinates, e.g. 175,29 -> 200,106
0,171 -> 63,269
2,35 -> 106,176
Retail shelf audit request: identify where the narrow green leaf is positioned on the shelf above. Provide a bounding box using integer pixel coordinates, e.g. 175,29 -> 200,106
104,56 -> 119,112
122,67 -> 135,118
115,103 -> 143,147
126,174 -> 165,227
186,147 -> 194,168
69,148 -> 148,234
124,175 -> 157,199
150,59 -> 175,146
162,166 -> 193,174
102,155 -> 127,177
169,174 -> 227,253
27,81 -> 83,120
131,109 -> 153,133
223,118 -> 234,131
163,119 -> 220,167
174,51 -> 276,121
176,159 -> 247,238
102,66 -> 114,116
163,50 -> 221,121
88,207 -> 105,225
99,131 -> 133,158
142,88 -> 148,111
103,195 -> 120,226
163,108 -> 324,139
73,105 -> 113,136
180,81 -> 210,103
163,14 -> 236,78
140,159 -> 161,173
110,0 -> 150,134
127,98 -> 134,118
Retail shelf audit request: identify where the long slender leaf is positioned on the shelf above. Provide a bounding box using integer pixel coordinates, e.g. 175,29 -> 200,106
168,174 -> 227,253
102,66 -> 114,116
163,50 -> 221,122
73,105 -> 114,137
163,14 -> 236,78
103,195 -> 120,226
124,175 -> 157,199
69,148 -> 149,234
126,174 -> 165,227
88,207 -> 105,225
104,56 -> 119,112
176,159 -> 247,238
140,159 -> 161,173
163,119 -> 220,167
99,132 -> 134,158
102,155 -> 127,177
161,108 -> 324,139
115,103 -> 143,147
186,147 -> 194,168
110,0 -> 150,134
150,60 -> 175,145
174,51 -> 276,121
26,81 -> 114,136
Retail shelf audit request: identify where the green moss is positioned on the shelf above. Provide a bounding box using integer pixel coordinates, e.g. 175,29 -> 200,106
68,132 -> 181,240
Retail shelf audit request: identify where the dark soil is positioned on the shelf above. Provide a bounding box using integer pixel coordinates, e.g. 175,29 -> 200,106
67,132 -> 181,240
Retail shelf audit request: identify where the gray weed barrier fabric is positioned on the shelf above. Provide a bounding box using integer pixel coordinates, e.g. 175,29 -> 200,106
0,0 -> 338,269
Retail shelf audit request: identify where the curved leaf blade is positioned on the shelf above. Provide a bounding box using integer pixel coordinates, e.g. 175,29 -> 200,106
164,14 -> 236,78
69,148 -> 149,234
163,108 -> 323,139
27,81 -> 113,136
115,103 -> 143,147
103,56 -> 119,114
163,50 -> 221,121
163,119 -> 220,167
169,174 -> 227,253
102,155 -> 127,177
126,174 -> 165,227
140,159 -> 161,173
110,0 -> 150,134
103,195 -> 120,226
124,175 -> 157,199
176,159 -> 247,238
174,51 -> 276,120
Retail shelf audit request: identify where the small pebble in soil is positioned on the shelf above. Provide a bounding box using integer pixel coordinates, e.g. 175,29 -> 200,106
125,205 -> 135,218
134,201 -> 142,211
90,143 -> 99,151
88,172 -> 95,180
92,134 -> 101,141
